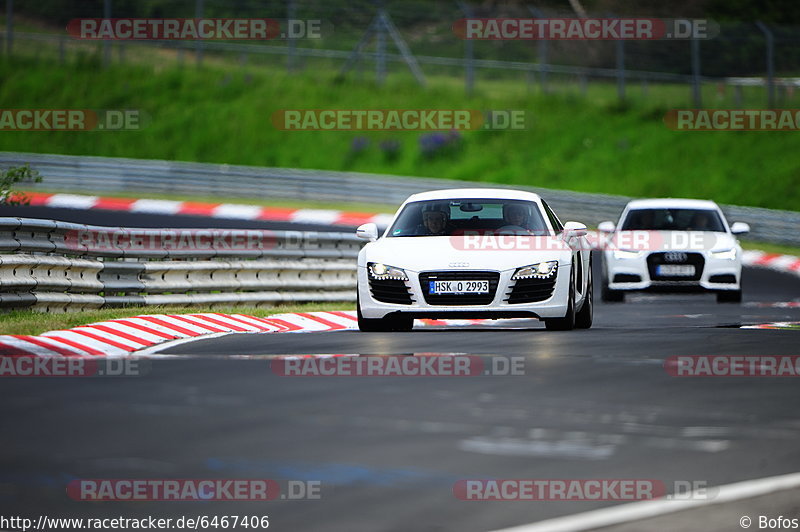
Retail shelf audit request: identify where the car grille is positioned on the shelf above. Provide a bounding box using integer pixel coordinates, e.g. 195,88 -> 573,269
369,279 -> 413,305
709,274 -> 737,284
647,252 -> 704,281
505,276 -> 557,304
419,271 -> 499,305
614,273 -> 642,283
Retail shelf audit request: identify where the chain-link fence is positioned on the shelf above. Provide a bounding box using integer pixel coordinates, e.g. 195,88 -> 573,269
4,0 -> 800,107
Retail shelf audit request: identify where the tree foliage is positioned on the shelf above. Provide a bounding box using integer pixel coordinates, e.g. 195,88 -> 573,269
0,165 -> 43,206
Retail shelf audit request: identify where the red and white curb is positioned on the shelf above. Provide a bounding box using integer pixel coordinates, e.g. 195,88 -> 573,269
23,192 -> 393,228
0,311 -> 504,358
741,249 -> 800,276
741,322 -> 800,330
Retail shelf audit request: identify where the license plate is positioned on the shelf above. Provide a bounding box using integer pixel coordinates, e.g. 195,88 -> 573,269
657,264 -> 695,276
429,280 -> 489,294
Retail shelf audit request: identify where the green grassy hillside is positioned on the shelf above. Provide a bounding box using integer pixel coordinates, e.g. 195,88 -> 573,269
1,55 -> 798,211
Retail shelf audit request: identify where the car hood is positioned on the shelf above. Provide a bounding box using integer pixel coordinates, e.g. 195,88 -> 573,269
607,231 -> 737,253
359,235 -> 574,272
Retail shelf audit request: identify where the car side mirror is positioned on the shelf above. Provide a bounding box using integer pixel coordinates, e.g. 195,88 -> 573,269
356,223 -> 379,241
563,221 -> 588,237
730,222 -> 750,235
598,221 -> 616,233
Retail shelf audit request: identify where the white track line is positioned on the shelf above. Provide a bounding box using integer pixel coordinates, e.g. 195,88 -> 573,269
489,471 -> 800,532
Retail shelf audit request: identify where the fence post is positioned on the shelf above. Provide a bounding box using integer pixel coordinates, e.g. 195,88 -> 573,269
459,2 -> 475,97
691,37 -> 702,107
755,21 -> 775,108
195,0 -> 204,67
5,0 -> 12,55
616,39 -> 625,102
103,0 -> 111,67
528,7 -> 548,94
375,0 -> 386,85
287,0 -> 296,72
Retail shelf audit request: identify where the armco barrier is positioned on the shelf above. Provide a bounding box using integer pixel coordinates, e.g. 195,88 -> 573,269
2,152 -> 799,245
0,217 -> 360,312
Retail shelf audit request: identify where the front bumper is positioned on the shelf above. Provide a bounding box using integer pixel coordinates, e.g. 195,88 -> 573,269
604,250 -> 741,292
358,265 -> 572,320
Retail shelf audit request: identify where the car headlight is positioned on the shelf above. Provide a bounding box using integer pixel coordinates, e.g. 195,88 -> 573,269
613,249 -> 644,260
512,261 -> 558,280
368,262 -> 408,280
711,248 -> 737,260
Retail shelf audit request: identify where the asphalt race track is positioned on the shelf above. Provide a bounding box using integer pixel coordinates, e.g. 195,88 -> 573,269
2,208 -> 800,531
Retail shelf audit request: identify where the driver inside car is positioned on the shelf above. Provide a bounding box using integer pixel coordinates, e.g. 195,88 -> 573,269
497,203 -> 531,234
417,203 -> 453,236
689,212 -> 711,231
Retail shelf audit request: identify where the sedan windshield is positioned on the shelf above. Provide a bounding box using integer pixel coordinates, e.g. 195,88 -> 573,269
387,199 -> 550,237
620,208 -> 726,232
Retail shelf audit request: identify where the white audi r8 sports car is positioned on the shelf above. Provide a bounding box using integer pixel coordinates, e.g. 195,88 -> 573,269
355,188 -> 593,331
598,198 -> 750,303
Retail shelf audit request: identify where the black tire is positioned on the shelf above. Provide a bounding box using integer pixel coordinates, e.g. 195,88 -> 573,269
545,265 -> 576,331
575,263 -> 593,329
357,292 -> 387,332
717,289 -> 742,303
357,293 -> 414,332
390,316 -> 414,332
600,275 -> 625,302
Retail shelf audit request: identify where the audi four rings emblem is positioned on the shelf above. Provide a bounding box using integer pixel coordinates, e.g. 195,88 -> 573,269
664,252 -> 688,262
449,262 -> 470,267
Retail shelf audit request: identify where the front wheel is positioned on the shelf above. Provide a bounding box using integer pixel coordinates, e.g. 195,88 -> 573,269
716,289 -> 742,303
601,276 -> 624,302
575,265 -> 593,329
545,266 -> 576,331
357,293 -> 414,332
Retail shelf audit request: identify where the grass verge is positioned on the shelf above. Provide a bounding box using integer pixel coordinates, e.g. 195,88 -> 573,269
740,241 -> 800,257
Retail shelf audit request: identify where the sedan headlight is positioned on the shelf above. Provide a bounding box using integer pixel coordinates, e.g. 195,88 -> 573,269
613,249 -> 644,260
711,248 -> 737,260
368,262 -> 408,280
512,261 -> 558,280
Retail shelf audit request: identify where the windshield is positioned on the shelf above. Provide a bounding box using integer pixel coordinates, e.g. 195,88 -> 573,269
620,208 -> 726,232
387,199 -> 550,237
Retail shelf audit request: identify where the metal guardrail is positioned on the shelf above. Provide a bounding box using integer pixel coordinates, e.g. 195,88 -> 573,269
2,152 -> 799,246
0,217 -> 359,312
